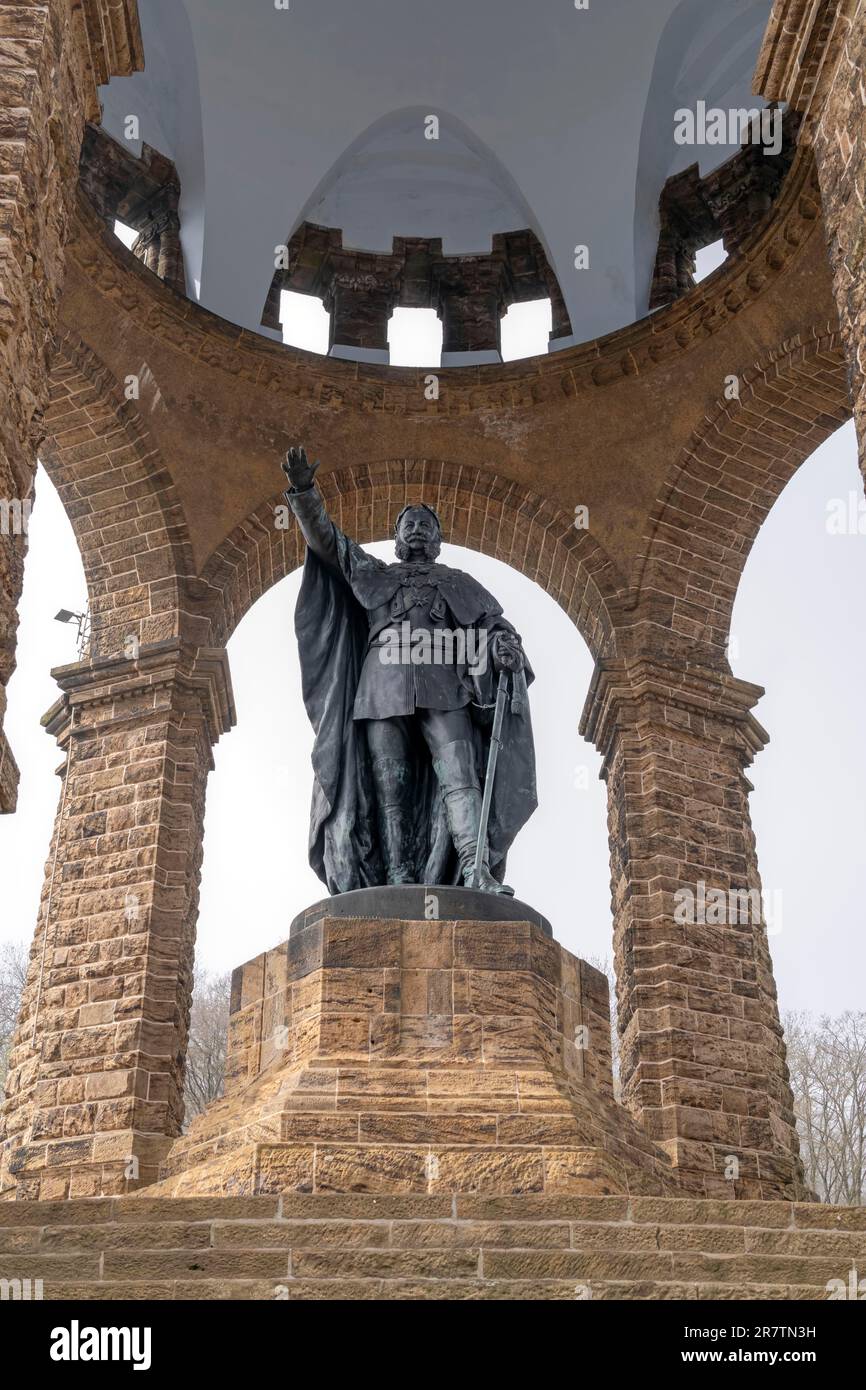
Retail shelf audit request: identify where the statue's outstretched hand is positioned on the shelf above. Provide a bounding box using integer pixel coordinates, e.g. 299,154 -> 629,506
492,631 -> 525,674
282,446 -> 320,492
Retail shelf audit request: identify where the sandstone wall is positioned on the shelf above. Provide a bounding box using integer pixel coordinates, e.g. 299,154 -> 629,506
0,1193 -> 862,1299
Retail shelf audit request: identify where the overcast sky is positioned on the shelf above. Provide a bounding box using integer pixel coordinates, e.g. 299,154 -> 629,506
2,263 -> 864,1018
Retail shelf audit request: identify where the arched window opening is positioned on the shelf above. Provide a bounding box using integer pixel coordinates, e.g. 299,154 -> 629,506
0,465 -> 87,952
80,124 -> 186,295
694,238 -> 727,282
279,289 -> 330,355
196,546 -> 609,976
501,299 -> 552,361
648,109 -> 797,311
388,307 -> 442,367
730,420 -> 866,1017
114,219 -> 138,251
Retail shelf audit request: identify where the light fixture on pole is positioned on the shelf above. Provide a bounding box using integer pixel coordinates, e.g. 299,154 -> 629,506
54,606 -> 91,658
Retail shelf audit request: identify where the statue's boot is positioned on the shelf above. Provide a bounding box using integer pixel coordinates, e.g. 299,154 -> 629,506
371,755 -> 416,884
432,739 -> 514,895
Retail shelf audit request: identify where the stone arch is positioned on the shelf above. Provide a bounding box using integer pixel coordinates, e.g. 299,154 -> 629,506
198,459 -> 627,660
630,323 -> 850,659
41,331 -> 197,659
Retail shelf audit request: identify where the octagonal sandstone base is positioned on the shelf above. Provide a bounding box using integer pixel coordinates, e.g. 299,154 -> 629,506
148,910 -> 675,1198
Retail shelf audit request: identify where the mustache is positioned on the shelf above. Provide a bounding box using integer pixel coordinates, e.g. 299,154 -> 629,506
394,536 -> 441,560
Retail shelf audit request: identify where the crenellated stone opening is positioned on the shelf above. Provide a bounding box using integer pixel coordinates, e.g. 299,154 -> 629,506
261,223 -> 571,360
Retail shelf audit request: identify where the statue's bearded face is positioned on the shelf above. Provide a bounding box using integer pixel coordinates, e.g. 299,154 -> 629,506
394,506 -> 442,562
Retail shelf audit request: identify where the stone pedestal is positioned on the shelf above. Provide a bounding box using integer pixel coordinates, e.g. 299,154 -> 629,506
148,906 -> 674,1199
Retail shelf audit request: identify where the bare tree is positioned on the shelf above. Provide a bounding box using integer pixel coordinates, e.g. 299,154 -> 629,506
2,946 -> 231,1119
0,940 -> 28,1096
183,966 -> 231,1124
588,954 -> 620,1099
784,1009 -> 866,1206
579,969 -> 866,1205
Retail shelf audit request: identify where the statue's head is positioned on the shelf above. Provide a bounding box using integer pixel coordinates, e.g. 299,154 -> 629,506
394,503 -> 442,562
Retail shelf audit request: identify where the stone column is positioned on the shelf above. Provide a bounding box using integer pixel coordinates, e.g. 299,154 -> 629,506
0,0 -> 143,811
0,642 -> 234,1200
756,0 -> 866,477
581,656 -> 805,1200
131,206 -> 186,296
133,223 -> 162,275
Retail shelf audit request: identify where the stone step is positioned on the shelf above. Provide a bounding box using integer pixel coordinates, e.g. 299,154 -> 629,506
0,1194 -> 860,1299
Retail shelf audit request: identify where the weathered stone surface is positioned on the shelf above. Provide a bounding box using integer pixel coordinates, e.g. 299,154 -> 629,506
0,644 -> 234,1199
0,1191 -> 857,1300
0,0 -> 861,1242
143,916 -> 673,1202
0,2 -> 142,806
757,0 -> 866,492
261,221 -> 572,349
581,656 -> 807,1200
79,124 -> 185,294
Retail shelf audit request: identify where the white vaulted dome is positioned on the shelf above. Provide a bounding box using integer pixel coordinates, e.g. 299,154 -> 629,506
98,0 -> 774,345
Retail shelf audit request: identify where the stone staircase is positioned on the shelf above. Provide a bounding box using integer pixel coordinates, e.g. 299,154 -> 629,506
146,1052 -> 676,1199
0,1194 -> 862,1300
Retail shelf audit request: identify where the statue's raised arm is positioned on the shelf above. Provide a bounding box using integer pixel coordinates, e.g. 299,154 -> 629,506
282,445 -> 319,494
281,445 -> 342,572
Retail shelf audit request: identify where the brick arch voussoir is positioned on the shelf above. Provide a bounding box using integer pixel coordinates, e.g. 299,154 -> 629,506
198,460 -> 627,660
41,331 -> 197,658
630,324 -> 850,659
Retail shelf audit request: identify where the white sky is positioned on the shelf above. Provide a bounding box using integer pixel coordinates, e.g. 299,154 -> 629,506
1,268 -> 864,1017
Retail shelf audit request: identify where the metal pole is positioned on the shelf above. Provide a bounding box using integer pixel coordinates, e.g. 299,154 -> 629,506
470,671 -> 508,889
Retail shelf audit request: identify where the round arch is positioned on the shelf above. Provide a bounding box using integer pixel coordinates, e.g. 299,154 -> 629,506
40,331 -> 196,659
198,459 -> 627,660
632,324 -> 851,658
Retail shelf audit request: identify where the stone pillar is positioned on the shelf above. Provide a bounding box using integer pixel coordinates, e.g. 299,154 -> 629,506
0,642 -> 234,1200
433,259 -> 507,359
756,0 -> 866,477
133,224 -> 162,275
130,206 -> 185,296
0,0 -> 143,811
154,210 -> 186,296
325,272 -> 396,359
581,656 -> 805,1200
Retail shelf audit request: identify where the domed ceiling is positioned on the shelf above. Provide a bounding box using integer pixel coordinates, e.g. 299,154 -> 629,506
97,0 -> 775,348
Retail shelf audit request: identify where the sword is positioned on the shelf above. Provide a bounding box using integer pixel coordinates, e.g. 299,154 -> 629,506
470,671 -> 509,890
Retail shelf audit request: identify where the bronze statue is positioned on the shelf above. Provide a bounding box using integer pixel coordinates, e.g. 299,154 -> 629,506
282,447 -> 537,896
